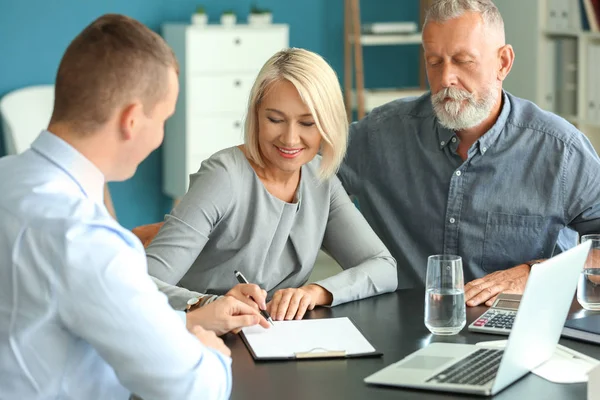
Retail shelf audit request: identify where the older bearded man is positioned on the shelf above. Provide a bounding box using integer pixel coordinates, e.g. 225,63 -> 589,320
338,0 -> 600,307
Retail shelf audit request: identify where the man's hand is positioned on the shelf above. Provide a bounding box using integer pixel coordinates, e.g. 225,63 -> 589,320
464,264 -> 530,307
267,284 -> 333,321
585,248 -> 600,284
226,283 -> 268,311
186,296 -> 270,336
190,325 -> 231,357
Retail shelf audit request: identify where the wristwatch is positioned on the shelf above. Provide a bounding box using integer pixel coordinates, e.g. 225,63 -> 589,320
185,297 -> 202,313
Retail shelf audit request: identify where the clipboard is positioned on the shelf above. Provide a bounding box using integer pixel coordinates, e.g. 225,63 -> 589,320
239,317 -> 382,361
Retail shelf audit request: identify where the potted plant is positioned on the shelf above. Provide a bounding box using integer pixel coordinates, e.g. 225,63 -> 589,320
220,10 -> 237,27
248,4 -> 272,26
191,6 -> 208,26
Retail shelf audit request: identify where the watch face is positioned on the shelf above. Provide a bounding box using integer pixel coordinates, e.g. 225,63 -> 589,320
187,297 -> 200,306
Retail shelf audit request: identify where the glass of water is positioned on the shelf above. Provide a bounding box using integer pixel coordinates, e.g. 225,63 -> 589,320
425,254 -> 466,335
577,235 -> 600,310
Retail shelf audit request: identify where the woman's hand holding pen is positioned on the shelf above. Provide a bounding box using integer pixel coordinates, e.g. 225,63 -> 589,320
267,284 -> 333,321
226,281 -> 334,322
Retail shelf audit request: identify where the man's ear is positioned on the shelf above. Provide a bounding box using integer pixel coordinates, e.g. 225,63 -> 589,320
118,102 -> 143,141
497,44 -> 515,82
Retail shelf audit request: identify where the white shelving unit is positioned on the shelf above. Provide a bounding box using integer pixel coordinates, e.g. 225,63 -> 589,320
498,0 -> 600,150
162,24 -> 289,199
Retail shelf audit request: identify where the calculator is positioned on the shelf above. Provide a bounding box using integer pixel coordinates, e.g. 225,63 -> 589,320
467,293 -> 522,335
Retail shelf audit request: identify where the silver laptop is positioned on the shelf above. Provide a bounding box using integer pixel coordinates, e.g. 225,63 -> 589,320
365,241 -> 591,396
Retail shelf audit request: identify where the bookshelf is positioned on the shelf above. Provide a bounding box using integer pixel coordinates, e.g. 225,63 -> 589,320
497,0 -> 600,151
343,0 -> 428,120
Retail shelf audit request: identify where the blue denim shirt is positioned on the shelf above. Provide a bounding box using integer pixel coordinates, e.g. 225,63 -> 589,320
339,91 -> 600,288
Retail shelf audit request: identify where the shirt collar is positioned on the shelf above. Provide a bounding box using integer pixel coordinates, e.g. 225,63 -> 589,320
477,90 -> 511,154
31,130 -> 105,204
436,90 -> 512,154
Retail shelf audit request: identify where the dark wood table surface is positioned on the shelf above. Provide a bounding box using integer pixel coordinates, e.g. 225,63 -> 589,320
224,288 -> 600,400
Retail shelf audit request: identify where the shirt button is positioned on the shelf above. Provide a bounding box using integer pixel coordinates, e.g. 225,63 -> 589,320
451,137 -> 457,143
482,147 -> 487,153
440,141 -> 445,146
455,170 -> 462,176
449,218 -> 456,224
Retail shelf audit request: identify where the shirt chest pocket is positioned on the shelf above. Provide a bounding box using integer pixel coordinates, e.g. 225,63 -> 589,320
481,212 -> 545,273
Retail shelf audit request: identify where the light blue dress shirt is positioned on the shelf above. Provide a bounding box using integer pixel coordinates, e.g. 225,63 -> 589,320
0,131 -> 232,399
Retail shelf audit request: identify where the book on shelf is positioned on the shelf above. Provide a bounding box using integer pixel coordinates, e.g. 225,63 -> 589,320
546,0 -> 570,30
361,21 -> 417,35
589,43 -> 600,125
542,38 -> 579,119
555,38 -> 578,118
581,0 -> 600,32
549,0 -> 600,32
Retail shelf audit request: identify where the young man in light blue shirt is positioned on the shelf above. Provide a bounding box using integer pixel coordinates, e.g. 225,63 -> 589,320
339,0 -> 600,307
0,14 -> 268,400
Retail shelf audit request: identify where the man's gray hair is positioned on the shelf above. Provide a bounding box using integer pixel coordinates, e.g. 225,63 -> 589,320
425,0 -> 504,35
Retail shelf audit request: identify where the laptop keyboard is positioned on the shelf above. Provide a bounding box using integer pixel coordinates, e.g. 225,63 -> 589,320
426,348 -> 504,386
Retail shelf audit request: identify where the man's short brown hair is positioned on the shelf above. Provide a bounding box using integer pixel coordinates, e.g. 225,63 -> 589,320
50,14 -> 179,133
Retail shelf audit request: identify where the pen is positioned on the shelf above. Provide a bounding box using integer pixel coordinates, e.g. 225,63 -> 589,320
234,270 -> 275,326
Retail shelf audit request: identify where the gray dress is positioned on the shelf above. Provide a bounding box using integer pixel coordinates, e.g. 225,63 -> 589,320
146,147 -> 397,310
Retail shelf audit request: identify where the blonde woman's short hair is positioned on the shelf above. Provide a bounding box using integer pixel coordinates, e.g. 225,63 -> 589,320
244,48 -> 348,180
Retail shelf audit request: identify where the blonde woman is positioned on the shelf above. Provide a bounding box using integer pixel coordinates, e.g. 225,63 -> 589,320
146,48 -> 397,321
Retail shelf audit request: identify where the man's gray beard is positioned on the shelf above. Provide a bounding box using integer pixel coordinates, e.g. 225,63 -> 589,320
431,86 -> 498,131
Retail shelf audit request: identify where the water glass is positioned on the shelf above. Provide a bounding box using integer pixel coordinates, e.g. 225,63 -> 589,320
425,255 -> 466,335
577,235 -> 600,310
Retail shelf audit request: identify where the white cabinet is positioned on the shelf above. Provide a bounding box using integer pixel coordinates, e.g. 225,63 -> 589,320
162,24 -> 289,198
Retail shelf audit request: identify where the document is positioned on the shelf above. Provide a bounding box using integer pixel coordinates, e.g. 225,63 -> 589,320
240,317 -> 379,360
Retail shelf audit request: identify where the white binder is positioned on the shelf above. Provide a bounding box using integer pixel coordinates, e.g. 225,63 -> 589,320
595,45 -> 600,124
546,0 -> 558,30
557,0 -> 570,30
569,0 -> 583,31
556,38 -> 578,117
586,43 -> 597,124
544,39 -> 557,112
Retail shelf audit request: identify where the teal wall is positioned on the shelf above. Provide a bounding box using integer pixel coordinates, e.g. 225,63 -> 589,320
0,0 -> 420,229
